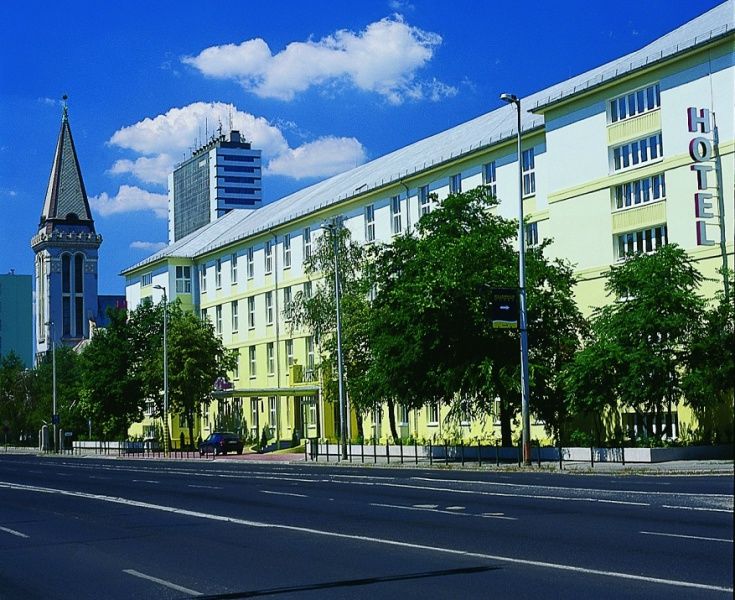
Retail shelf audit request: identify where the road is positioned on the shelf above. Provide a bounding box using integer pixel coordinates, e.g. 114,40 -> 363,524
0,454 -> 732,599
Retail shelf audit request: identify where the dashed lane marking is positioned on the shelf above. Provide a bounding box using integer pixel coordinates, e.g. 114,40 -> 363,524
261,490 -> 307,498
641,531 -> 733,543
0,526 -> 29,538
371,503 -> 516,520
123,569 -> 202,596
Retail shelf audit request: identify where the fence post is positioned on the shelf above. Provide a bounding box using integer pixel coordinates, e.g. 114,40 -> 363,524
621,445 -> 625,466
373,438 -> 377,464
326,440 -> 330,462
444,442 -> 448,466
429,442 -> 433,466
517,441 -> 521,467
460,441 -> 465,466
386,441 -> 390,465
414,439 -> 418,465
590,445 -> 595,468
478,441 -> 482,467
361,439 -> 364,464
537,441 -> 541,467
400,439 -> 403,465
496,441 -> 499,467
304,440 -> 308,461
559,440 -> 563,470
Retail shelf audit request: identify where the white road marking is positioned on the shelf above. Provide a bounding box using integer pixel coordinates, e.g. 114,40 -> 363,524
413,504 -> 438,509
123,569 -> 202,596
0,526 -> 29,538
0,481 -> 730,594
640,531 -> 733,543
261,490 -> 307,498
662,505 -> 732,513
132,480 -> 159,484
187,484 -> 223,490
445,506 -> 465,511
372,502 -> 517,520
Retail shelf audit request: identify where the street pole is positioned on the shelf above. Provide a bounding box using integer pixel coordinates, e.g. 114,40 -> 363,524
501,93 -> 532,466
45,321 -> 57,453
326,217 -> 348,460
153,285 -> 170,456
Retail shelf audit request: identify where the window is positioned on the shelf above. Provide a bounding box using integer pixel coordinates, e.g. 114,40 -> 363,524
450,173 -> 462,194
231,301 -> 239,332
247,296 -> 256,329
609,83 -> 660,123
306,336 -> 315,370
612,133 -> 663,172
616,224 -> 668,260
231,253 -> 238,284
247,247 -> 254,279
483,161 -> 497,197
215,304 -> 223,335
283,234 -> 291,268
269,396 -> 277,433
267,342 -> 275,375
522,149 -> 535,196
283,286 -> 292,320
365,204 -> 375,242
175,266 -> 191,294
303,280 -> 312,299
232,351 -> 240,380
200,265 -> 207,293
200,308 -> 207,322
391,195 -> 402,235
141,273 -> 152,287
264,241 -> 273,274
303,227 -> 312,261
525,222 -> 539,247
285,339 -> 294,367
250,399 -> 259,436
398,405 -> 409,426
613,173 -> 666,210
249,346 -> 257,378
265,291 -> 274,325
419,185 -> 430,216
428,402 -> 439,425
215,259 -> 222,288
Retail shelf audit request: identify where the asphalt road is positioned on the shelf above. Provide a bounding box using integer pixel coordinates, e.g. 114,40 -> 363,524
0,455 -> 732,599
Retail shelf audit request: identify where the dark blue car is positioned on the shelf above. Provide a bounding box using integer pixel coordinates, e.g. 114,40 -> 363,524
199,432 -> 244,456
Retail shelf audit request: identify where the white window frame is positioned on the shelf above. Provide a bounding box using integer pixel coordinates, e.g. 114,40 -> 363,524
450,173 -> 462,194
419,185 -> 430,216
232,351 -> 240,380
247,296 -> 255,329
365,204 -> 375,242
285,339 -> 294,367
215,258 -> 222,289
175,265 -> 191,294
231,253 -> 238,284
303,227 -> 312,261
525,222 -> 539,247
200,265 -> 207,293
215,304 -> 223,335
265,291 -> 273,325
269,396 -> 277,434
522,149 -> 535,196
613,173 -> 666,211
141,273 -> 153,287
231,300 -> 239,332
283,286 -> 292,320
249,346 -> 257,378
428,402 -> 439,425
483,161 -> 497,197
612,133 -> 663,172
247,247 -> 254,279
283,234 -> 291,269
391,195 -> 402,235
306,336 -> 315,370
267,342 -> 275,375
303,280 -> 312,299
616,224 -> 668,260
609,83 -> 661,124
264,241 -> 273,274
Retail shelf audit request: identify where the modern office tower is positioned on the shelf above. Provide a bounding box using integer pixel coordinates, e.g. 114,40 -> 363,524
31,104 -> 103,355
168,130 -> 262,243
0,272 -> 33,367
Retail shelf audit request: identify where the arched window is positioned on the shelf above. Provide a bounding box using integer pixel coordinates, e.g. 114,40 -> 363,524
62,253 -> 71,336
74,253 -> 85,337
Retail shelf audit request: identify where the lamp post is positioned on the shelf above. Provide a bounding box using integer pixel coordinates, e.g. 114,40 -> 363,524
500,92 -> 532,466
153,285 -> 169,455
45,321 -> 57,453
323,217 -> 348,460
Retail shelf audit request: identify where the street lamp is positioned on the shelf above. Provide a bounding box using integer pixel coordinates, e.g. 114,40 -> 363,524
45,321 -> 57,453
500,92 -> 532,466
153,285 -> 169,455
323,217 -> 348,460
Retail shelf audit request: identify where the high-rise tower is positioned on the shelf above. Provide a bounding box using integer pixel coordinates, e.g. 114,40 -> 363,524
31,102 -> 102,355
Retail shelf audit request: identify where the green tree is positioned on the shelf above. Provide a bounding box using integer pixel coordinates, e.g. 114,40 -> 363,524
367,187 -> 585,445
564,244 -> 706,442
32,345 -> 84,439
287,221 -> 375,440
0,352 -> 35,444
78,307 -> 144,440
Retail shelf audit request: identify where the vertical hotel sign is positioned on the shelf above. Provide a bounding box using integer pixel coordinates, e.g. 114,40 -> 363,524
687,107 -> 716,245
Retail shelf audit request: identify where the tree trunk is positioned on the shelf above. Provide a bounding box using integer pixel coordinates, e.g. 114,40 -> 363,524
356,412 -> 364,441
386,398 -> 399,442
187,408 -> 195,451
499,397 -> 512,447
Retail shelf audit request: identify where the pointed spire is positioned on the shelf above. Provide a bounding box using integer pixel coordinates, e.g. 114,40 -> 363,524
38,98 -> 95,232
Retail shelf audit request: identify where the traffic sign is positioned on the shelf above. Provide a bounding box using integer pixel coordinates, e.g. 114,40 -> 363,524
490,288 -> 518,329
51,414 -> 60,425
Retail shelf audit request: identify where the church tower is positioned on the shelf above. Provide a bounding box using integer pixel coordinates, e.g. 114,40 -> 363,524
31,100 -> 102,355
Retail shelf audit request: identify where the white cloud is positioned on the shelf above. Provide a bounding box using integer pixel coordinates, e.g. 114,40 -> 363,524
182,15 -> 454,104
108,102 -> 367,183
266,136 -> 367,179
130,241 -> 167,252
89,185 -> 168,219
108,101 -> 289,157
109,154 -> 174,186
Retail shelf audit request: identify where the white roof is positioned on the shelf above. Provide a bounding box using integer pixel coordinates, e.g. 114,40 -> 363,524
123,1 -> 733,275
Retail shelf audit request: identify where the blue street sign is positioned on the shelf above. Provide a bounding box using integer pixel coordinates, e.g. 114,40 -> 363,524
52,414 -> 60,425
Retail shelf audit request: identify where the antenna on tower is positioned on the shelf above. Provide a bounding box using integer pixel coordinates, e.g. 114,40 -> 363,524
62,94 -> 69,121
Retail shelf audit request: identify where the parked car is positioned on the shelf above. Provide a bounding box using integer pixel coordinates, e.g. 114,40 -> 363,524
199,432 -> 243,456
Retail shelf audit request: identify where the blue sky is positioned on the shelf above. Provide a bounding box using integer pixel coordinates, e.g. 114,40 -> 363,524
0,0 -> 724,293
